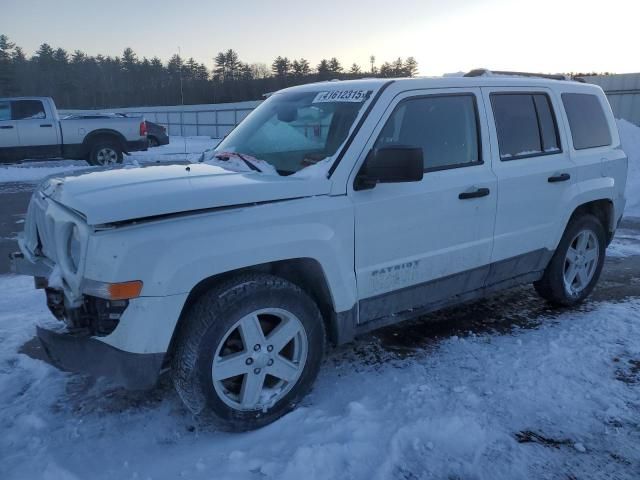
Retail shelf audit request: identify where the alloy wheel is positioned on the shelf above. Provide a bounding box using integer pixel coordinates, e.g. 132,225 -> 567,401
212,308 -> 308,411
563,229 -> 599,297
95,147 -> 118,165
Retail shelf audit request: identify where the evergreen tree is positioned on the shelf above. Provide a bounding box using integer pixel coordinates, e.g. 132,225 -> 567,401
271,56 -> 291,78
0,35 -> 420,108
328,57 -> 343,74
0,34 -> 16,95
404,57 -> 418,77
317,59 -> 330,79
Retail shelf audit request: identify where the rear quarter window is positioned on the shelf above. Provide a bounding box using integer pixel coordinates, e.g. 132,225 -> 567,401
561,93 -> 612,150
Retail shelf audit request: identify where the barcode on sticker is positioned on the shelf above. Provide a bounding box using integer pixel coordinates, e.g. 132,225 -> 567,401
312,90 -> 371,103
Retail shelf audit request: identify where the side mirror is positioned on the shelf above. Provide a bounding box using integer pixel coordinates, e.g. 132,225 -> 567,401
355,146 -> 424,190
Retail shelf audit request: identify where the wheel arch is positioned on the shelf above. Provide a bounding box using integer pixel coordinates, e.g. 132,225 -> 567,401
165,258 -> 343,365
566,198 -> 615,245
83,129 -> 127,155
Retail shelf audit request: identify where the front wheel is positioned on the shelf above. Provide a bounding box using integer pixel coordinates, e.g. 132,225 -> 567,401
534,214 -> 606,306
172,273 -> 325,431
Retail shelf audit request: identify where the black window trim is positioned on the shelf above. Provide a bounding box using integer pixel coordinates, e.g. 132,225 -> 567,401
490,91 -> 563,162
382,92 -> 484,174
561,92 -> 612,151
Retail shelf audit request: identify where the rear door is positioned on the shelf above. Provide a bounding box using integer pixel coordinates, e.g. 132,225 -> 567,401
481,87 -> 575,284
12,99 -> 61,159
351,88 -> 497,323
0,100 -> 20,162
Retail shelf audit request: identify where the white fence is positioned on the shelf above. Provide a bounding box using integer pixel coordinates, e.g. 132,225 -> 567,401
61,100 -> 262,138
584,73 -> 640,126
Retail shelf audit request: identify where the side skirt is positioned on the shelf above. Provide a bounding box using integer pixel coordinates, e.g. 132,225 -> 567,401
351,249 -> 553,338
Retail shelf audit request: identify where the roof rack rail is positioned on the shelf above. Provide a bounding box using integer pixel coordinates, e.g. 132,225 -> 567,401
464,68 -> 585,83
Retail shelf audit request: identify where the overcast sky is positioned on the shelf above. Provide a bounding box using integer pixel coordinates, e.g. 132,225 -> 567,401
1,0 -> 638,75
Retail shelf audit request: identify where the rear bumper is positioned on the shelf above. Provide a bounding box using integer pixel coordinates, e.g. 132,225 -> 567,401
37,326 -> 164,390
125,139 -> 148,153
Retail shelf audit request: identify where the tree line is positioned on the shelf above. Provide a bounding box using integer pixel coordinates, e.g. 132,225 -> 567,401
0,35 -> 419,109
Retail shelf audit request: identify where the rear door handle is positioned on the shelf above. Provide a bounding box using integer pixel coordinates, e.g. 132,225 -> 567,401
0,125 -> 13,129
459,187 -> 490,200
548,173 -> 570,183
40,124 -> 53,128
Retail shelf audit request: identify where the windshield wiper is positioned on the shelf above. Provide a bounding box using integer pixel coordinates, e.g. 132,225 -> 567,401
214,152 -> 263,173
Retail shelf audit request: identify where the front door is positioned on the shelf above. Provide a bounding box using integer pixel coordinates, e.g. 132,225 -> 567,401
0,100 -> 20,163
13,99 -> 60,159
350,89 -> 497,323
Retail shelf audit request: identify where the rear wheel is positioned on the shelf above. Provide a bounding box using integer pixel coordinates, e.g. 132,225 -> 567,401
534,214 -> 606,306
147,136 -> 159,148
172,273 -> 325,431
88,140 -> 123,166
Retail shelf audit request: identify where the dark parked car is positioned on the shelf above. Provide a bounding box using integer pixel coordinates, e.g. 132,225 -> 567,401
145,120 -> 169,147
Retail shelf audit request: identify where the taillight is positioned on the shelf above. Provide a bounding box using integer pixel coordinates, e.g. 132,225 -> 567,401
140,121 -> 148,137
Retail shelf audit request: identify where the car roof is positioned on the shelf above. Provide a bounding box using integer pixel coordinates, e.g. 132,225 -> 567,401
278,74 -> 602,95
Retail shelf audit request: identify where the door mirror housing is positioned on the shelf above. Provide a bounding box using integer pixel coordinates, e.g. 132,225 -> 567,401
355,146 -> 424,190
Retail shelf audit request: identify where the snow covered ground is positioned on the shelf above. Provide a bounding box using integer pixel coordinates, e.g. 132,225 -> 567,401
1,272 -> 639,479
1,123 -> 640,479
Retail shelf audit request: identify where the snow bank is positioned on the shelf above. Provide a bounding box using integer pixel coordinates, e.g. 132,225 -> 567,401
0,161 -> 94,183
617,119 -> 640,217
1,273 -> 639,479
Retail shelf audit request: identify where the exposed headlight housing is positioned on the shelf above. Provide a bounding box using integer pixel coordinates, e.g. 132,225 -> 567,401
67,225 -> 82,272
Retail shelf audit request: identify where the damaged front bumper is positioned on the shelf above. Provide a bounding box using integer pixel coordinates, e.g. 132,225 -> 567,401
36,326 -> 164,390
11,251 -> 166,390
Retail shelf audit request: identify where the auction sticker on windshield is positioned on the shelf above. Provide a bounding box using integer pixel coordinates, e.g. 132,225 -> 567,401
313,90 -> 371,103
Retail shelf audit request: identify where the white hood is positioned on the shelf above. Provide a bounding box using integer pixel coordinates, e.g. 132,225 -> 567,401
40,163 -> 331,225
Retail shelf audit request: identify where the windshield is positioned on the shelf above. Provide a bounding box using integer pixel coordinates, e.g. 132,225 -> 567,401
214,89 -> 373,175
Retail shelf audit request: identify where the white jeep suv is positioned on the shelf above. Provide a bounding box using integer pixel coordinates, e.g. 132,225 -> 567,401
11,72 -> 627,431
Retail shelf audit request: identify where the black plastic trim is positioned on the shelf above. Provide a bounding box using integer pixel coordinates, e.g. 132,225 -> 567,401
36,326 -> 164,390
328,80 -> 395,177
357,249 -> 552,326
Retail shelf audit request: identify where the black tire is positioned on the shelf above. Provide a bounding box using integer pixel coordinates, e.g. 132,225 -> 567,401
172,273 -> 326,432
147,136 -> 159,148
88,139 -> 123,166
534,214 -> 606,306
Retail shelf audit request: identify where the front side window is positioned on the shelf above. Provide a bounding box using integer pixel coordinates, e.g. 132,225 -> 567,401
491,93 -> 561,160
374,94 -> 481,171
0,102 -> 10,121
561,93 -> 612,150
11,100 -> 46,120
214,89 -> 374,175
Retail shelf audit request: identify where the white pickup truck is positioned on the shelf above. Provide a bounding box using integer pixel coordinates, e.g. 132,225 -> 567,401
0,97 -> 148,165
11,72 -> 628,431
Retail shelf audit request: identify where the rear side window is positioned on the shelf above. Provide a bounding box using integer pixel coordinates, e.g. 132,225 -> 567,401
491,93 -> 561,160
374,94 -> 481,171
561,93 -> 611,150
0,101 -> 10,121
11,100 -> 46,120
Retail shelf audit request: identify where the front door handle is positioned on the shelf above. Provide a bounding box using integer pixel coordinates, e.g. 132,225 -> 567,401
0,125 -> 13,129
40,124 -> 53,128
548,173 -> 570,183
459,187 -> 490,200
